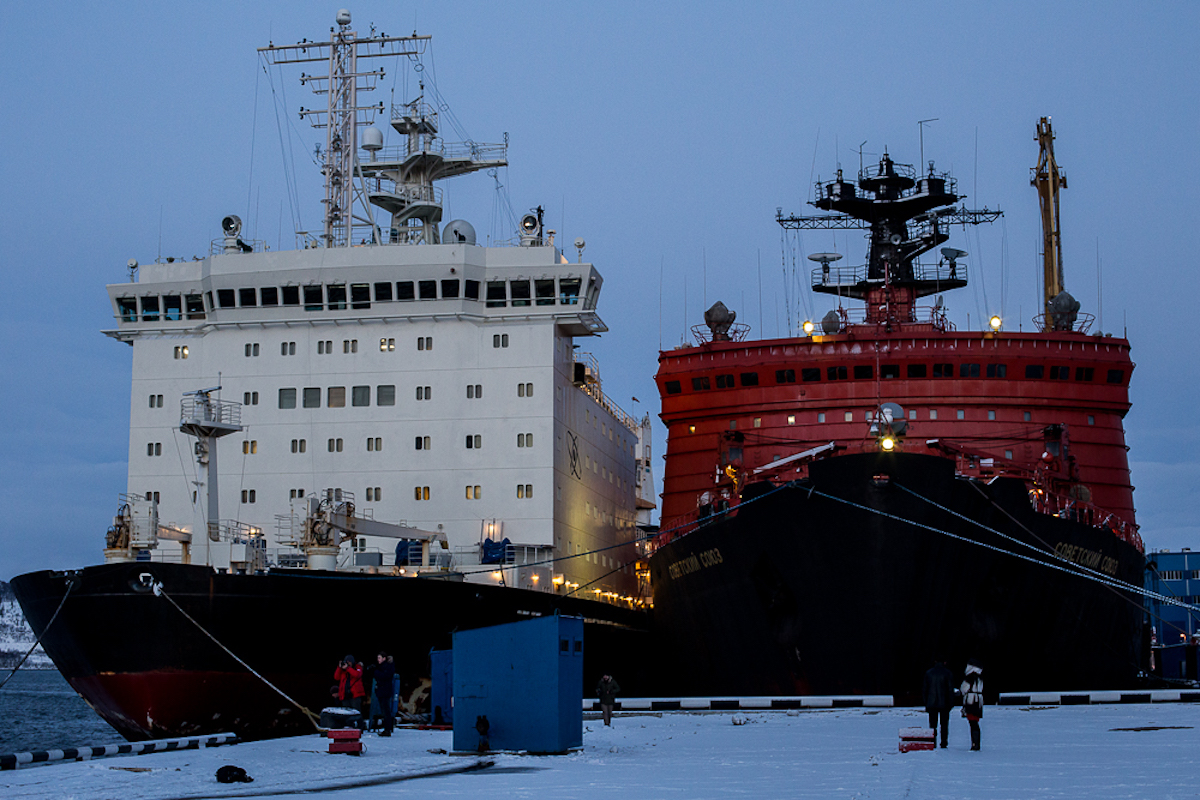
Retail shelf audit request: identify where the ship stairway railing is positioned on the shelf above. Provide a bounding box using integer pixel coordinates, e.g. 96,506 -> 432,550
572,352 -> 639,433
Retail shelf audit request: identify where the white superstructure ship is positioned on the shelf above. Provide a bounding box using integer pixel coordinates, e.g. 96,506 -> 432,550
99,10 -> 652,606
12,10 -> 659,743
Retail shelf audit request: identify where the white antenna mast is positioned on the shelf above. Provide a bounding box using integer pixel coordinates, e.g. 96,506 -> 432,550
259,10 -> 429,247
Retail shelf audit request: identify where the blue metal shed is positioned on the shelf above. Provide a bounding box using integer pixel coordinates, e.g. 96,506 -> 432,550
451,614 -> 584,754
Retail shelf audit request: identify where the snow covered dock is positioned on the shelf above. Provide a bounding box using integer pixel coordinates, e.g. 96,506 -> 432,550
3,703 -> 1197,799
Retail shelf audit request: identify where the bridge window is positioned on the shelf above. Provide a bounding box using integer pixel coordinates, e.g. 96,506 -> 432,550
486,281 -> 506,307
932,363 -> 953,378
801,368 -> 821,382
740,372 -> 760,386
907,364 -> 927,378
217,289 -> 236,309
853,365 -> 873,380
560,278 -> 582,305
1049,366 -> 1070,380
960,363 -> 980,378
141,296 -> 160,321
260,288 -> 278,306
351,283 -> 371,309
239,288 -> 257,307
1025,365 -> 1045,379
692,376 -> 712,391
665,381 -> 682,395
1075,367 -> 1094,382
303,285 -> 322,311
327,284 -> 346,310
374,282 -> 393,302
281,286 -> 300,306
827,366 -> 848,381
510,280 -> 531,307
880,364 -> 899,379
715,374 -> 735,389
775,369 -> 796,384
397,281 -> 415,301
1107,369 -> 1125,384
986,364 -> 1007,378
535,279 -> 555,306
465,280 -> 480,300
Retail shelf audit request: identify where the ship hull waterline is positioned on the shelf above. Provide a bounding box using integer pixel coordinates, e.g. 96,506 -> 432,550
649,452 -> 1144,701
12,562 -> 651,741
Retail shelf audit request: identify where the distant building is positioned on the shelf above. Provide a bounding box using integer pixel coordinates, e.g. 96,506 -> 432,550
1144,549 -> 1200,680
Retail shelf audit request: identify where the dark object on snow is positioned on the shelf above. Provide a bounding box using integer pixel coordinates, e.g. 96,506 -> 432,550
475,714 -> 491,753
216,765 -> 254,783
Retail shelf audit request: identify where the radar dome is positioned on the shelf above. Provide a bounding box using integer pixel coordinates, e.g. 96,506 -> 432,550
336,9 -> 352,26
362,127 -> 384,151
443,219 -> 476,245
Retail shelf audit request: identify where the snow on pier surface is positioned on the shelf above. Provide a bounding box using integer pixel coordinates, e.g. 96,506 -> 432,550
3,704 -> 1198,799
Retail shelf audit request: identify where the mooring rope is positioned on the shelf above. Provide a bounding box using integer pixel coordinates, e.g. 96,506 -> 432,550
0,578 -> 75,691
146,578 -> 322,731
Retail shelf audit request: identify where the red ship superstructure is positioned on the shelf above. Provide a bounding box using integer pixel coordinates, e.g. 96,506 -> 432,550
648,120 -> 1144,699
658,145 -> 1137,550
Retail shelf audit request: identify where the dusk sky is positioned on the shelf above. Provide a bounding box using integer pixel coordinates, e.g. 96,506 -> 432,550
2,1 -> 1197,579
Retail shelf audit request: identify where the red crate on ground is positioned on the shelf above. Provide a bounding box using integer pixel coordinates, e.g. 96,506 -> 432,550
327,728 -> 362,755
898,726 -> 935,753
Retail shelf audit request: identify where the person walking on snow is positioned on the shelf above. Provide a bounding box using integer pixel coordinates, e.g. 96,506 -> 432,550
922,658 -> 954,748
960,661 -> 984,750
334,655 -> 366,727
596,674 -> 620,726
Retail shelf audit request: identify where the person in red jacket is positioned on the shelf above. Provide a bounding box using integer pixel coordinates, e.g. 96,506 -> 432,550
334,655 -> 366,726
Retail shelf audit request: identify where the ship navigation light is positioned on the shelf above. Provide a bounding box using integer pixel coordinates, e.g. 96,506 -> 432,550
803,320 -> 815,335
989,314 -> 1003,332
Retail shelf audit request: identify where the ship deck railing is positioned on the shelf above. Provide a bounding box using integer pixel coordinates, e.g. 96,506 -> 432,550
810,262 -> 969,289
1030,311 -> 1096,335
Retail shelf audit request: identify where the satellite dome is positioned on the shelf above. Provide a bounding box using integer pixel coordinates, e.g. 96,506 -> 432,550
336,9 -> 351,26
443,219 -> 476,245
362,127 -> 384,151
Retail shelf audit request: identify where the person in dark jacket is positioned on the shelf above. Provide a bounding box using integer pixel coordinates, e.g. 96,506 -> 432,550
922,659 -> 954,748
960,661 -> 984,750
596,674 -> 620,726
373,652 -> 396,736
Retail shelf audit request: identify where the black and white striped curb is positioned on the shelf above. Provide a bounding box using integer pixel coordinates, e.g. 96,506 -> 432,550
999,690 -> 1200,706
0,732 -> 237,770
584,696 -> 893,712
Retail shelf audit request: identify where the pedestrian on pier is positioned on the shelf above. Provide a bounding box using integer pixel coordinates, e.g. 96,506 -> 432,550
922,659 -> 954,748
961,660 -> 984,751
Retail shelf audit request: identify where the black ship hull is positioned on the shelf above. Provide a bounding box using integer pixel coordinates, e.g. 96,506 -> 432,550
649,452 -> 1144,700
12,562 -> 650,741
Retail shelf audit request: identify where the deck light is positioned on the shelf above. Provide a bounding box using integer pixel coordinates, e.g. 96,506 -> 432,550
803,320 -> 815,335
989,315 -> 1002,331
880,436 -> 896,452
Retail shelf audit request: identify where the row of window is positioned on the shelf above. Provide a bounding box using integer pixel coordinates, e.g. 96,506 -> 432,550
684,407 -> 1095,432
119,276 -> 586,322
234,434 -> 538,455
1158,571 -> 1200,581
666,364 -> 1126,394
276,383 -> 532,409
241,483 -> 538,504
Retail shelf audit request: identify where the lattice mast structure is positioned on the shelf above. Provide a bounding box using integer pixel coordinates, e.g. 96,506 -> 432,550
1031,116 -> 1068,324
260,10 -> 428,247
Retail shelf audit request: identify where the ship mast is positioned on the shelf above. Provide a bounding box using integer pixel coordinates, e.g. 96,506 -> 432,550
259,10 -> 429,247
777,152 -> 1001,329
1031,116 -> 1069,328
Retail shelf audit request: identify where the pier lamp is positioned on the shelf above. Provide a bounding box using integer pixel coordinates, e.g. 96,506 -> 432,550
803,320 -> 815,336
989,315 -> 1002,332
